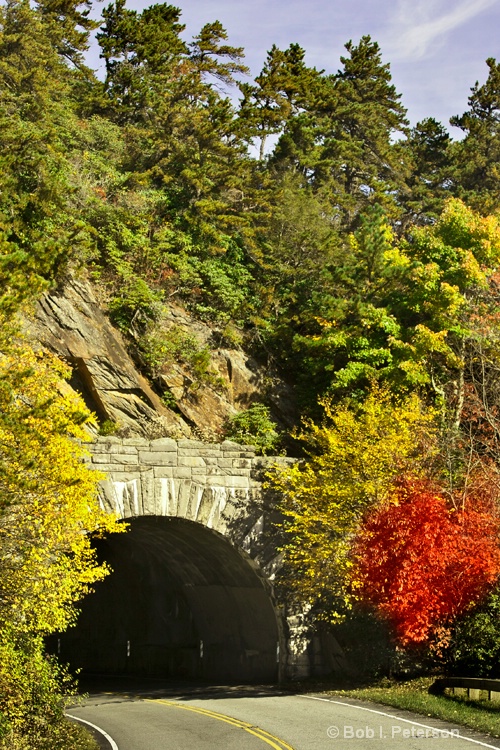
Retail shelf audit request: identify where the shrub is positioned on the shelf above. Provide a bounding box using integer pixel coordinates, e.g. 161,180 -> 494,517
445,587 -> 500,677
108,278 -> 163,332
225,404 -> 280,455
139,325 -> 225,391
0,629 -> 99,750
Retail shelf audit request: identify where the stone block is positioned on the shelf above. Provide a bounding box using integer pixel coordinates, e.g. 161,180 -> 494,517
216,458 -> 234,468
170,467 -> 193,479
468,688 -> 481,700
156,476 -> 179,516
91,463 -> 123,473
152,467 -> 173,479
96,479 -> 118,513
490,691 -> 500,702
149,438 -> 178,451
178,439 -> 206,449
177,480 -> 194,517
232,459 -> 252,469
122,437 -> 149,446
205,476 -> 229,488
207,475 -> 249,488
220,440 -> 242,450
187,483 -> 205,521
95,436 -> 121,445
91,453 -> 110,463
112,477 -> 141,518
140,470 -> 156,515
103,470 -> 141,482
109,444 -> 138,455
117,453 -> 139,465
203,466 -> 227,476
178,456 -> 206,467
223,450 -> 255,459
178,448 -> 221,457
138,451 -> 177,466
191,474 -> 207,485
203,457 -> 219,466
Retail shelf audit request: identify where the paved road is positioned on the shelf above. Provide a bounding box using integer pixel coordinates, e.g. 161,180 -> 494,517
68,682 -> 500,750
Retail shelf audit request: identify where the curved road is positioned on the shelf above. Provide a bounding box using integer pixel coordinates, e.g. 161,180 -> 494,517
68,683 -> 500,750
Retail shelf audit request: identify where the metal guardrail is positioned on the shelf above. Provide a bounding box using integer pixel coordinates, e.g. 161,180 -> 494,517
429,677 -> 500,701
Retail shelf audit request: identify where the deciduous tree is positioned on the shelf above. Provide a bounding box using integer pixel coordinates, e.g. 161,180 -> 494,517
270,388 -> 436,620
351,477 -> 500,647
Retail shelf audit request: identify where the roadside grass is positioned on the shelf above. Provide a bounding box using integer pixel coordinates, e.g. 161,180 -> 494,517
329,677 -> 500,738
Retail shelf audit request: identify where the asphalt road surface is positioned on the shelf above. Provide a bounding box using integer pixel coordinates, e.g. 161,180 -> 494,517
68,681 -> 500,750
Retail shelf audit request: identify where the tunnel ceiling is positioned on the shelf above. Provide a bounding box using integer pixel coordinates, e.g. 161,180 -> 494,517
104,516 -> 266,587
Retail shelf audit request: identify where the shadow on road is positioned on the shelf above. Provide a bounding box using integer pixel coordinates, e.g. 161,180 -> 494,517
74,674 -> 290,705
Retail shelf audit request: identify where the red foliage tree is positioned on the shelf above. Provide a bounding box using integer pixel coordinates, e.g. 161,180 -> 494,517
351,477 -> 500,647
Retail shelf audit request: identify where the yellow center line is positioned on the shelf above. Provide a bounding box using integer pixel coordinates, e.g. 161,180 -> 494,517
147,698 -> 296,750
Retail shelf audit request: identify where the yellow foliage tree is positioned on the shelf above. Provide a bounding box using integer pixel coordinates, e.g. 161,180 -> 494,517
0,341 -> 123,636
270,388 -> 437,620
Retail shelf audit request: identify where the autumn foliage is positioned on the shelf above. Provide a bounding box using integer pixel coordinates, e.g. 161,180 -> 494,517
351,477 -> 500,647
271,388 -> 436,618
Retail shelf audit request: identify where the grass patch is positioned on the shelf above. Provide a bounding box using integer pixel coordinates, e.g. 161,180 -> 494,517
330,677 -> 500,738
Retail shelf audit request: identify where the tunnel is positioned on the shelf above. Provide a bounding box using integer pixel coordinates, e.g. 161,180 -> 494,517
54,516 -> 281,683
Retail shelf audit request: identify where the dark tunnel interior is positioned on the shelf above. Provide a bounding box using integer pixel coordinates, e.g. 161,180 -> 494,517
51,516 -> 281,683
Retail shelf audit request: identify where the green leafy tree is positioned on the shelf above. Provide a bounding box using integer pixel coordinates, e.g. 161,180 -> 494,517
271,36 -> 409,231
0,0 -> 96,326
446,584 -> 500,676
35,0 -> 98,69
97,0 -> 187,124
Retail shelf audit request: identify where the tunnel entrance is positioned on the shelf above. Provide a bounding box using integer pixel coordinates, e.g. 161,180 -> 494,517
55,517 -> 281,683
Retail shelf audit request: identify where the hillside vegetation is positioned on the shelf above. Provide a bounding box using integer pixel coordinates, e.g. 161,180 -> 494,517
4,0 -> 500,743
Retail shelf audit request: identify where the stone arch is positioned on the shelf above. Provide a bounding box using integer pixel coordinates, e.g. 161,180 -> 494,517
57,516 -> 282,682
90,437 -> 287,563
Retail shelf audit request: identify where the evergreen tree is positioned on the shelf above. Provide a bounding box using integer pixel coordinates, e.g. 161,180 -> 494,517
396,118 -> 453,230
238,43 -> 322,160
450,58 -> 500,212
0,0 -> 94,321
270,36 -> 409,232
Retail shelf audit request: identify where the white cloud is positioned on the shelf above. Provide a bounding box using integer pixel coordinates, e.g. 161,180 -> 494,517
383,0 -> 497,61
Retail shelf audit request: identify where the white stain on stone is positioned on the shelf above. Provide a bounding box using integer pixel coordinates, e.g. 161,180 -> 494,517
112,479 -> 139,517
206,486 -> 229,529
158,478 -> 178,516
192,484 -> 204,521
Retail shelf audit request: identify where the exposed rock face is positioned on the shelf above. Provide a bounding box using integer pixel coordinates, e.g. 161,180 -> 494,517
28,278 -> 191,438
27,276 -> 296,439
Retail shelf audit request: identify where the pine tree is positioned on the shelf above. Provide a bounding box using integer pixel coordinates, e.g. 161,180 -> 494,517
396,118 -> 453,230
450,58 -> 500,212
238,43 -> 322,160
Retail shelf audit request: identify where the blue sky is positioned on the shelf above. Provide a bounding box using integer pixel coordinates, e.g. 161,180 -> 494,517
87,0 -> 500,136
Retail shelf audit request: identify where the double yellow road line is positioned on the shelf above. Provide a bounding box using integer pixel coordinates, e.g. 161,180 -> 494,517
148,698 -> 296,750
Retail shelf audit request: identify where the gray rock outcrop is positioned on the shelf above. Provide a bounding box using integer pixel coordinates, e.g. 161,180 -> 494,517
27,276 -> 296,439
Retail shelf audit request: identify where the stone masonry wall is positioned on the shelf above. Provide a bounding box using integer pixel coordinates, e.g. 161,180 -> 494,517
86,436 -> 291,568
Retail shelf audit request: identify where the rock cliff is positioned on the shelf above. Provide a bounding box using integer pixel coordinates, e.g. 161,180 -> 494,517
27,276 -> 295,440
